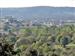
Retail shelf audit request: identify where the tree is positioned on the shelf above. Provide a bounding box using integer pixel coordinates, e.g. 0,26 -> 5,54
23,47 -> 38,56
61,36 -> 71,47
0,42 -> 17,56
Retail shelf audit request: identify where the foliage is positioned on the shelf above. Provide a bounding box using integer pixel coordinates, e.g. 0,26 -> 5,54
0,25 -> 75,56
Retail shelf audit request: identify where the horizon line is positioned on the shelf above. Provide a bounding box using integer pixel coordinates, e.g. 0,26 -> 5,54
0,6 -> 75,8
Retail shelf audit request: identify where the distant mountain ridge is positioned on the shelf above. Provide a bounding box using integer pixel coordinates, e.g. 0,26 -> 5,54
0,6 -> 75,21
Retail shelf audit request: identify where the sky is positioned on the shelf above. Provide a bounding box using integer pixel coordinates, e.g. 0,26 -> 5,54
0,0 -> 75,7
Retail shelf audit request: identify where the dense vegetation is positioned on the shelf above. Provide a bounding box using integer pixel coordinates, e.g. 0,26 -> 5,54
0,25 -> 75,56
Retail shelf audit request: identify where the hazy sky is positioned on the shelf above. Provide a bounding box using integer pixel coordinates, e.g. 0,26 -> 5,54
0,0 -> 75,7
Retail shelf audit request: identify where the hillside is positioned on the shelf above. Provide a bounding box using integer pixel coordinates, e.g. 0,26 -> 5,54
0,6 -> 75,21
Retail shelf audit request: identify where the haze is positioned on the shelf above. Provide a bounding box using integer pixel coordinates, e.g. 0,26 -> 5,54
0,0 -> 75,8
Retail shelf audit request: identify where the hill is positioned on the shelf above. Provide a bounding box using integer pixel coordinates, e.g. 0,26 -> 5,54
0,6 -> 75,21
